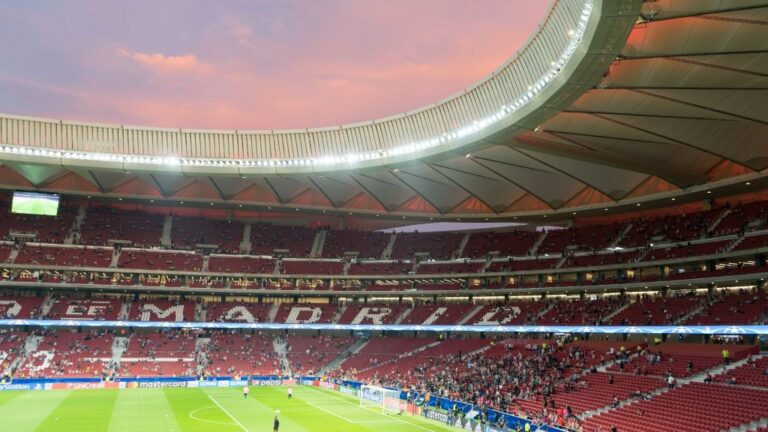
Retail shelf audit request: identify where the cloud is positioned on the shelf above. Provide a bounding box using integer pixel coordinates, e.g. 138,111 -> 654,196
116,48 -> 214,76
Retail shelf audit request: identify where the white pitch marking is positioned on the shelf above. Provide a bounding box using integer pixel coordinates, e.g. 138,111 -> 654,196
307,402 -> 356,422
304,387 -> 441,432
188,405 -> 238,427
208,395 -> 250,432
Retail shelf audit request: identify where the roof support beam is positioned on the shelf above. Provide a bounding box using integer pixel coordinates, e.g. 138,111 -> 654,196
513,133 -> 699,187
590,113 -> 758,170
467,157 -> 554,209
389,169 -> 448,214
425,163 -> 500,214
628,89 -> 768,127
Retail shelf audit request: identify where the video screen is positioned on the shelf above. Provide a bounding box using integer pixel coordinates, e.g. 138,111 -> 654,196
11,191 -> 60,216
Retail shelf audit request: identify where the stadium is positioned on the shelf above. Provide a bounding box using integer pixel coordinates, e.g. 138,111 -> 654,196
0,0 -> 767,431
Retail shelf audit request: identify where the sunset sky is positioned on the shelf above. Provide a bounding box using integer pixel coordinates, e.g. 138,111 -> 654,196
0,1 -> 550,130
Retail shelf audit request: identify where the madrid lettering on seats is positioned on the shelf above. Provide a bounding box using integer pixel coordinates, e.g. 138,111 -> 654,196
351,307 -> 391,325
285,306 -> 323,324
139,304 -> 185,322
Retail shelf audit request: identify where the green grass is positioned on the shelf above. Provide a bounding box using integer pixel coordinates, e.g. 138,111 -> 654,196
11,195 -> 59,216
0,386 -> 458,432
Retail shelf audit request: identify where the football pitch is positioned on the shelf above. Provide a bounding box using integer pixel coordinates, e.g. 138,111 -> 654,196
0,386 -> 458,432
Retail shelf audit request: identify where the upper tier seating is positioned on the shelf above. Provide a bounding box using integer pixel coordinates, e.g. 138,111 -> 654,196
486,258 -> 559,272
0,244 -> 12,263
80,207 -> 163,247
733,232 -> 768,251
463,230 -> 541,258
585,382 -> 768,432
561,251 -> 639,268
118,250 -> 203,271
16,331 -> 113,378
281,260 -> 344,275
0,202 -> 76,243
322,230 -> 390,259
417,261 -> 484,274
250,223 -> 315,257
15,245 -> 112,267
389,232 -> 463,260
642,239 -> 731,261
46,297 -> 122,321
204,302 -> 272,323
347,261 -> 412,275
202,333 -> 278,376
171,217 -> 243,253
620,209 -> 723,248
714,201 -> 768,235
538,224 -> 624,254
208,255 -> 275,273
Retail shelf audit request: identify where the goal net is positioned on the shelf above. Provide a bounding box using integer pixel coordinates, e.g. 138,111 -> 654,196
360,384 -> 404,414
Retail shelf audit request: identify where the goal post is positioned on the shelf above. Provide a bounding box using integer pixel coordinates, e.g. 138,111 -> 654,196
360,384 -> 405,414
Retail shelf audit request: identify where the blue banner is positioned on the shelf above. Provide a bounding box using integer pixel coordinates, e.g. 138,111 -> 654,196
0,319 -> 766,335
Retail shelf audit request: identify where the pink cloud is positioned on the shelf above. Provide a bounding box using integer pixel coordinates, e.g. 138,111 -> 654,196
116,48 -> 214,76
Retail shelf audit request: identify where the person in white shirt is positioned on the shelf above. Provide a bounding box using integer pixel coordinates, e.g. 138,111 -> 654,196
243,385 -> 250,399
288,387 -> 293,399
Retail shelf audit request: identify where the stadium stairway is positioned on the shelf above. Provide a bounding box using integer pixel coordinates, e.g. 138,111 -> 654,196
194,303 -> 206,321
355,340 -> 443,375
609,223 -> 634,249
109,248 -> 121,268
111,337 -> 129,366
708,208 -> 732,234
320,338 -> 369,374
64,205 -> 86,244
310,230 -> 326,258
394,306 -> 412,324
267,302 -> 280,322
160,215 -> 173,247
602,301 -> 632,323
240,223 -> 252,254
457,305 -> 485,324
8,334 -> 42,372
39,294 -> 56,317
455,233 -> 471,258
117,301 -> 131,320
194,337 -> 210,375
381,232 -> 396,260
582,354 -> 761,422
273,337 -> 292,375
528,231 -> 547,255
727,417 -> 768,432
5,246 -> 20,264
675,302 -> 708,324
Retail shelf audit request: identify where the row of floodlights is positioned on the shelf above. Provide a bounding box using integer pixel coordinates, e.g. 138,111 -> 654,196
1,2 -> 592,170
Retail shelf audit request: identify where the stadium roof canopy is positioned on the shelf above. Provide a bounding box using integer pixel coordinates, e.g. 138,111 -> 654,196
1,0 -> 767,222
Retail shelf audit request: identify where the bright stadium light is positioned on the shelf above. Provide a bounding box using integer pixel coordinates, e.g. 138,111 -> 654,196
0,1 -> 593,170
